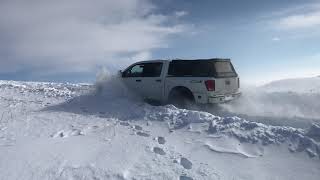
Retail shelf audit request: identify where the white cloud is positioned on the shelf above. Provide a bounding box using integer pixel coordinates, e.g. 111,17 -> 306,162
131,51 -> 152,61
278,11 -> 320,29
174,11 -> 188,18
0,0 -> 186,74
272,37 -> 280,41
268,2 -> 320,31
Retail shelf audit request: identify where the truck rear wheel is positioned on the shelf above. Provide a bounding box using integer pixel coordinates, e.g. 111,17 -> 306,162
168,87 -> 195,109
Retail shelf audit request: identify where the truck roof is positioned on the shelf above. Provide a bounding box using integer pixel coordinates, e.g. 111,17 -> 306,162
134,58 -> 231,64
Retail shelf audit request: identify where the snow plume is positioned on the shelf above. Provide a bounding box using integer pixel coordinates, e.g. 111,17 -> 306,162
95,67 -> 111,94
96,67 -> 111,85
220,84 -> 320,120
94,67 -> 136,100
0,0 -> 186,74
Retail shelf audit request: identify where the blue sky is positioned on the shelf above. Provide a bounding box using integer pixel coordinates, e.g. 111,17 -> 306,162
151,0 -> 320,83
0,0 -> 319,84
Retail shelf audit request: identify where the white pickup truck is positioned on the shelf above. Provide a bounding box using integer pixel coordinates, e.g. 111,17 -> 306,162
119,59 -> 241,107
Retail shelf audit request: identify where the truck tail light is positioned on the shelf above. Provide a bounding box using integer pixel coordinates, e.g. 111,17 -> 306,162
205,80 -> 215,91
238,78 -> 240,88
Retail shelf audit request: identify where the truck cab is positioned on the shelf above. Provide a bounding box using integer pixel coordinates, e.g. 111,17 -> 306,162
120,58 -> 241,106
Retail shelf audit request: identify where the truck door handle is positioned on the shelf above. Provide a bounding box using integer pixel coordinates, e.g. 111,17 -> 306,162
136,79 -> 141,82
190,80 -> 202,83
155,79 -> 161,82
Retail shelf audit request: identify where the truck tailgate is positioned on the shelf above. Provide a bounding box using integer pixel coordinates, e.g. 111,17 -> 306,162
215,77 -> 238,94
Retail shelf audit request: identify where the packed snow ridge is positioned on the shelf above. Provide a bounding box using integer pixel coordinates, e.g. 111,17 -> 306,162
143,105 -> 320,158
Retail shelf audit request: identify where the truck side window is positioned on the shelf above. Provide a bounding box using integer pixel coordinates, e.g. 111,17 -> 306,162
168,60 -> 236,77
123,64 -> 144,77
142,63 -> 163,77
168,61 -> 212,77
123,62 -> 163,77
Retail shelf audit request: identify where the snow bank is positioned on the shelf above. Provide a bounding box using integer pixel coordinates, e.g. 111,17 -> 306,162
0,80 -> 89,98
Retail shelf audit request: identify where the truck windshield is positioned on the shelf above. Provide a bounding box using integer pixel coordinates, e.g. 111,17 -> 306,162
168,60 -> 237,78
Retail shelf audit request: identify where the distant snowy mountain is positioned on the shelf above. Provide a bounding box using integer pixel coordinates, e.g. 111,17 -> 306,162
0,78 -> 319,180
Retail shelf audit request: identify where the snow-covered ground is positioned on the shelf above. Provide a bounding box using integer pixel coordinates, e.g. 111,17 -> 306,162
0,77 -> 319,180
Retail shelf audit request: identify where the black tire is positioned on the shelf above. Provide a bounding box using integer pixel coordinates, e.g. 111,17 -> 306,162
168,87 -> 195,109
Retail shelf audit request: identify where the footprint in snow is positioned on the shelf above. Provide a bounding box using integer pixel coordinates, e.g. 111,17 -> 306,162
153,147 -> 166,155
134,125 -> 143,131
70,129 -> 84,136
88,125 -> 99,130
51,129 -> 84,138
136,131 -> 150,137
180,157 -> 192,170
157,136 -> 166,144
119,122 -> 130,126
179,175 -> 193,180
58,132 -> 66,138
51,131 -> 67,138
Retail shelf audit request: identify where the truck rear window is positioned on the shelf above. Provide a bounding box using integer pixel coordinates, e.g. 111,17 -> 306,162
167,60 -> 237,78
214,61 -> 237,78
